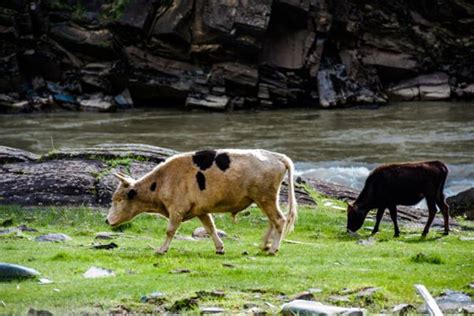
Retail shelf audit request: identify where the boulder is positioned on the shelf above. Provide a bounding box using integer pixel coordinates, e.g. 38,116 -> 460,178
387,72 -> 451,101
210,62 -> 259,94
185,94 -> 229,111
0,146 -> 38,163
281,300 -> 366,316
447,188 -> 474,220
0,263 -> 40,281
193,227 -> 227,239
0,159 -> 103,206
261,21 -> 314,70
79,94 -> 115,112
80,62 -> 113,92
124,46 -> 202,102
0,144 -> 176,207
117,0 -> 156,31
43,143 -> 177,163
150,0 -> 194,45
35,233 -> 72,242
49,23 -> 115,59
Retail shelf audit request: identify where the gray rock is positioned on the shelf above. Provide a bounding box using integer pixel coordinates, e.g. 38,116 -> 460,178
462,305 -> 474,315
95,232 -> 119,240
291,291 -> 315,301
281,300 -> 366,316
328,295 -> 350,303
447,188 -> 474,220
49,23 -> 115,59
118,0 -> 155,31
35,233 -> 72,242
0,263 -> 40,281
140,291 -> 166,304
79,94 -> 115,112
357,237 -> 376,246
0,159 -> 103,206
83,266 -> 115,278
247,306 -> 267,315
192,227 -> 227,239
391,303 -> 415,315
435,290 -> 472,313
185,94 -> 229,111
200,307 -> 225,314
26,308 -> 53,316
387,72 -> 451,101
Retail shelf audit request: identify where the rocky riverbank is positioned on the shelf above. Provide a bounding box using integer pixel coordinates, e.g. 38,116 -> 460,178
1,144 -> 471,225
0,0 -> 473,113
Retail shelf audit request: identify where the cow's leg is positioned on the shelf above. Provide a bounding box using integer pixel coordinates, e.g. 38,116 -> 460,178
156,213 -> 183,255
422,198 -> 437,237
261,223 -> 274,251
436,195 -> 450,235
198,214 -> 225,254
388,206 -> 400,237
372,207 -> 385,235
258,199 -> 286,255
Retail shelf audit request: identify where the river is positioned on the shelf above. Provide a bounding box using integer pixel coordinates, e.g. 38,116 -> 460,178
1,102 -> 473,197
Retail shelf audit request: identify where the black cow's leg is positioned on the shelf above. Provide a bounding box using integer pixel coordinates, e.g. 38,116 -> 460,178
436,195 -> 450,235
372,208 -> 385,235
422,198 -> 437,237
388,206 -> 400,237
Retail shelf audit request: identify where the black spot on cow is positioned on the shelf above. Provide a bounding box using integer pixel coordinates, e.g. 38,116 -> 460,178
215,153 -> 231,172
127,189 -> 137,200
196,171 -> 206,191
192,150 -> 216,170
150,182 -> 156,191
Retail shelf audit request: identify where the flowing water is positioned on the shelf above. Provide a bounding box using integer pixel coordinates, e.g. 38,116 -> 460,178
1,102 -> 473,197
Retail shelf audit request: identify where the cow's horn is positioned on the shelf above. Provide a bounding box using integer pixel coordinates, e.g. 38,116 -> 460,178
113,172 -> 134,185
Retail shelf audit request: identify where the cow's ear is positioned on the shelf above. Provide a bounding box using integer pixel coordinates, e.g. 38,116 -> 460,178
113,172 -> 134,188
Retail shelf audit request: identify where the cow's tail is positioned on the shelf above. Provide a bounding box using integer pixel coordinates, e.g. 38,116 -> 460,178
437,161 -> 449,200
278,154 -> 298,237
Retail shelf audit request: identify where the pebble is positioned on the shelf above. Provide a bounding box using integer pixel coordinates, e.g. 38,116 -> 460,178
200,307 -> 225,314
192,227 -> 227,238
83,266 -> 115,278
170,268 -> 191,274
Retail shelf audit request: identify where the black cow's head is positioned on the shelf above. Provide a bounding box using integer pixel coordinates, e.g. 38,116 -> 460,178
346,203 -> 367,233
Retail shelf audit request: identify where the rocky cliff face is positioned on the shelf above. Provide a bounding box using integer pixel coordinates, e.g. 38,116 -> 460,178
0,0 -> 473,112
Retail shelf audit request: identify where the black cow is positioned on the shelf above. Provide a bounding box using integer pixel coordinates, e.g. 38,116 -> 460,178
347,161 -> 449,237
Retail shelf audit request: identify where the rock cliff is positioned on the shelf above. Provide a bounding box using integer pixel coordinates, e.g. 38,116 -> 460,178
0,0 -> 472,112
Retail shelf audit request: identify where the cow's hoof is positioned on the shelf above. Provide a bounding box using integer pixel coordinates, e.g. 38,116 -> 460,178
154,249 -> 168,255
394,233 -> 400,238
443,231 -> 449,236
216,250 -> 225,255
261,246 -> 270,251
267,249 -> 279,256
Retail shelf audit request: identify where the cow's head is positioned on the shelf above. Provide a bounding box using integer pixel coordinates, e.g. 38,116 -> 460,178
346,203 -> 367,233
106,172 -> 143,227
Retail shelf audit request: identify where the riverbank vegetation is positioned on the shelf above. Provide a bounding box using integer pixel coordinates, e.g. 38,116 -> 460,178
1,196 -> 473,314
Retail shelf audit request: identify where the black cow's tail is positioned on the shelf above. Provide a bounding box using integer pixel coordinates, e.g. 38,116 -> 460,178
437,161 -> 449,201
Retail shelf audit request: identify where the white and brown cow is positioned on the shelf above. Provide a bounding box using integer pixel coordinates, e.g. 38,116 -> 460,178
106,149 -> 297,255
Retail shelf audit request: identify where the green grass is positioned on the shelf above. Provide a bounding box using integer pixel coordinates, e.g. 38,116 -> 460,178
0,198 -> 473,314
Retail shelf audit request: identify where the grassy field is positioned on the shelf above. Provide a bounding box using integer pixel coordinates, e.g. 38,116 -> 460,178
1,194 -> 473,314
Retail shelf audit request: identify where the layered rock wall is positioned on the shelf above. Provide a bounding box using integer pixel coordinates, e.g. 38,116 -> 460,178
0,0 -> 472,112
